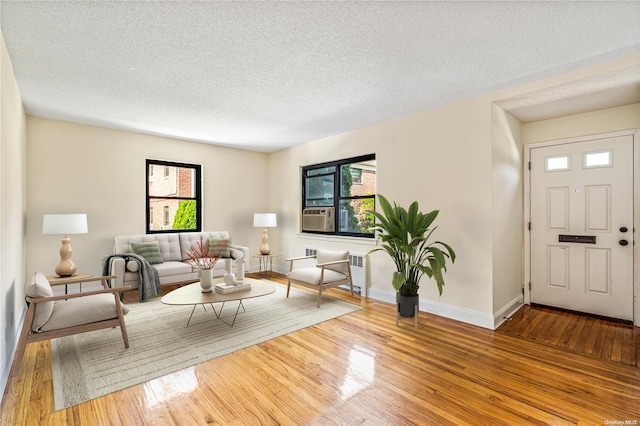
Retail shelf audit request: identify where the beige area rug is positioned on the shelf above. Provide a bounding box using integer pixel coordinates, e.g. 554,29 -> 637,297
51,282 -> 360,410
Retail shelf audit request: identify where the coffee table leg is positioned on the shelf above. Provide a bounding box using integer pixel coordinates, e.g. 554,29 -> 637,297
187,305 -> 198,326
186,304 -> 209,326
218,300 -> 246,326
210,302 -> 223,319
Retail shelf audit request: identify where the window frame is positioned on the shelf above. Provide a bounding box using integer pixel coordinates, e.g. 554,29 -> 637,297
146,159 -> 202,234
301,154 -> 376,238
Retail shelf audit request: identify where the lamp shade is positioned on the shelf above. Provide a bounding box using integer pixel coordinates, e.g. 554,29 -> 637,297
253,213 -> 277,228
42,214 -> 88,235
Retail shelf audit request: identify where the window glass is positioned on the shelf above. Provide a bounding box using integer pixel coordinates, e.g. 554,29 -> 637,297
302,154 -> 375,237
584,150 -> 612,168
147,160 -> 202,233
305,175 -> 334,207
545,155 -> 570,172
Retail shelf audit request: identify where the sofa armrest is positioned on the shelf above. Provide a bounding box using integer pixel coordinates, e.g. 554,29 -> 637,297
108,257 -> 127,289
231,244 -> 250,261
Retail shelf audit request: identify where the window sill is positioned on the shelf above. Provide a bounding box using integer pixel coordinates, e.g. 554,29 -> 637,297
297,232 -> 378,247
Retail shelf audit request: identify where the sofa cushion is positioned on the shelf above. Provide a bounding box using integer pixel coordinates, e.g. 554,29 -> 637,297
180,235 -> 210,261
40,293 -> 129,332
316,249 -> 350,274
209,238 -> 232,258
131,241 -> 164,265
154,261 -> 193,277
25,272 -> 54,332
115,234 -> 182,262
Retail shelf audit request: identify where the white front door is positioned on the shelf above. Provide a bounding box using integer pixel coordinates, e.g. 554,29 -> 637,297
530,135 -> 634,321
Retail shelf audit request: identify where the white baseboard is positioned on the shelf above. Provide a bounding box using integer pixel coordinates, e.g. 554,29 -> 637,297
367,288 -> 495,330
1,304 -> 26,398
493,295 -> 524,330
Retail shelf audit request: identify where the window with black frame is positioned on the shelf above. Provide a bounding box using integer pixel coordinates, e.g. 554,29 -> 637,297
302,154 -> 376,237
146,159 -> 202,233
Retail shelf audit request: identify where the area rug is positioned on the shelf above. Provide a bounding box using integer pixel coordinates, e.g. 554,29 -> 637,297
51,282 -> 360,410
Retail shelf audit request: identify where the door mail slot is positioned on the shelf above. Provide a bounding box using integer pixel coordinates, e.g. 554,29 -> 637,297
559,234 -> 596,244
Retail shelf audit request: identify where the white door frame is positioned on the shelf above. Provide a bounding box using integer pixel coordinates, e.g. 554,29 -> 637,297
523,129 -> 640,326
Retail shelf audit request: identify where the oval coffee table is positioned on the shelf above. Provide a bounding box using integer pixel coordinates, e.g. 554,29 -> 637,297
161,278 -> 275,326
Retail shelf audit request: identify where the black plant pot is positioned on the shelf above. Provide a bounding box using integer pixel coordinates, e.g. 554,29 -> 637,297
396,293 -> 419,318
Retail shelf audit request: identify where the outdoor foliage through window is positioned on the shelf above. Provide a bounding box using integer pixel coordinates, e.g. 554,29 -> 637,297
146,159 -> 202,233
303,154 -> 376,237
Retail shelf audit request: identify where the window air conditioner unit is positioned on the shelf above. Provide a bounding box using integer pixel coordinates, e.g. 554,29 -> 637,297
302,207 -> 335,232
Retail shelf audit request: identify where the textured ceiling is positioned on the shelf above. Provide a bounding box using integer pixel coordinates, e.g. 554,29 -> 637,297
1,1 -> 639,152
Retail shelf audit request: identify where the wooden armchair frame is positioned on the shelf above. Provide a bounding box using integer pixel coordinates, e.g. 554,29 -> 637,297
286,255 -> 354,307
10,275 -> 131,378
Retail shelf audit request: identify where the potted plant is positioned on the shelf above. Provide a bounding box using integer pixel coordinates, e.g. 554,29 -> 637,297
184,237 -> 226,292
368,194 -> 456,318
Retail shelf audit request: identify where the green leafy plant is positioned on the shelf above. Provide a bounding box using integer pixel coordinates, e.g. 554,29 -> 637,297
173,200 -> 197,229
368,194 -> 456,296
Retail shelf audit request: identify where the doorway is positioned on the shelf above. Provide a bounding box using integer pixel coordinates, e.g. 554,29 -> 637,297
525,130 -> 638,324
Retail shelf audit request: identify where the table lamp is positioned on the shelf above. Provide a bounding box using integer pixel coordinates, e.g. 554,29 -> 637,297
42,213 -> 88,277
253,213 -> 277,255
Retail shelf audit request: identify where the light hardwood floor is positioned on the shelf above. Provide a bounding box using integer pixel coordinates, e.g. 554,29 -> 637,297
2,274 -> 639,425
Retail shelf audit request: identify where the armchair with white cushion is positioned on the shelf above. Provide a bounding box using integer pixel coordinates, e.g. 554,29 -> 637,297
10,272 -> 131,377
286,249 -> 353,307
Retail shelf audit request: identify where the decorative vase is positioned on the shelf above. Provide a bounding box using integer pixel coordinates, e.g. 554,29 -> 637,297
236,258 -> 245,281
224,258 -> 236,285
397,293 -> 419,318
199,268 -> 214,293
224,271 -> 237,285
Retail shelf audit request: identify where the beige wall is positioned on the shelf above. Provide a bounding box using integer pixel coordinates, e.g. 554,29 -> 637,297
0,33 -> 28,393
26,118 -> 270,278
269,54 -> 640,328
491,105 -> 524,322
270,96 -> 496,324
522,103 -> 640,145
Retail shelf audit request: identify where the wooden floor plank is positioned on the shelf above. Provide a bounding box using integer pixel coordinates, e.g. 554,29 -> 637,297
2,274 -> 639,425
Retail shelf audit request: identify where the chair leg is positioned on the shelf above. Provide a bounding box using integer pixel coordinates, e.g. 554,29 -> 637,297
349,280 -> 354,296
286,280 -> 291,298
114,294 -> 129,348
317,288 -> 322,308
119,314 -> 129,349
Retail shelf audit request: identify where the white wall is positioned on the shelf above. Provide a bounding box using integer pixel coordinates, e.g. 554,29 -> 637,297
0,32 -> 28,397
26,118 -> 270,280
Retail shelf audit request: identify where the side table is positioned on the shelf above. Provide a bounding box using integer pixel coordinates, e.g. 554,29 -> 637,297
46,273 -> 94,294
252,253 -> 281,277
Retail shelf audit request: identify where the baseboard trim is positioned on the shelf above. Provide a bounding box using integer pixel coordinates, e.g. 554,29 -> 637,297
493,295 -> 524,330
367,288 -> 495,329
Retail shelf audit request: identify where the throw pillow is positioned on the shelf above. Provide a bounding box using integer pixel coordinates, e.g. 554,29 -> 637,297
25,272 -> 54,332
130,241 -> 164,265
208,238 -> 232,258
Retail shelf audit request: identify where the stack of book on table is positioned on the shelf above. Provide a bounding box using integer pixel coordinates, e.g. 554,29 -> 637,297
215,281 -> 251,294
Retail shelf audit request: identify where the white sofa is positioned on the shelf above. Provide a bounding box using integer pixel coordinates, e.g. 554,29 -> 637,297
107,231 -> 249,291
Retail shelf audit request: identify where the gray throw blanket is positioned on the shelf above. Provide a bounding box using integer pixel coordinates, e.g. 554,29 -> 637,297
101,253 -> 162,302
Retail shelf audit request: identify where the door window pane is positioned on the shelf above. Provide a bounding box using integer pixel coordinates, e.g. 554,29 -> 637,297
545,155 -> 570,172
584,150 -> 612,168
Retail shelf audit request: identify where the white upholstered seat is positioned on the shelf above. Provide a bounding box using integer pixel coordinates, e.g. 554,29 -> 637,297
286,249 -> 353,307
